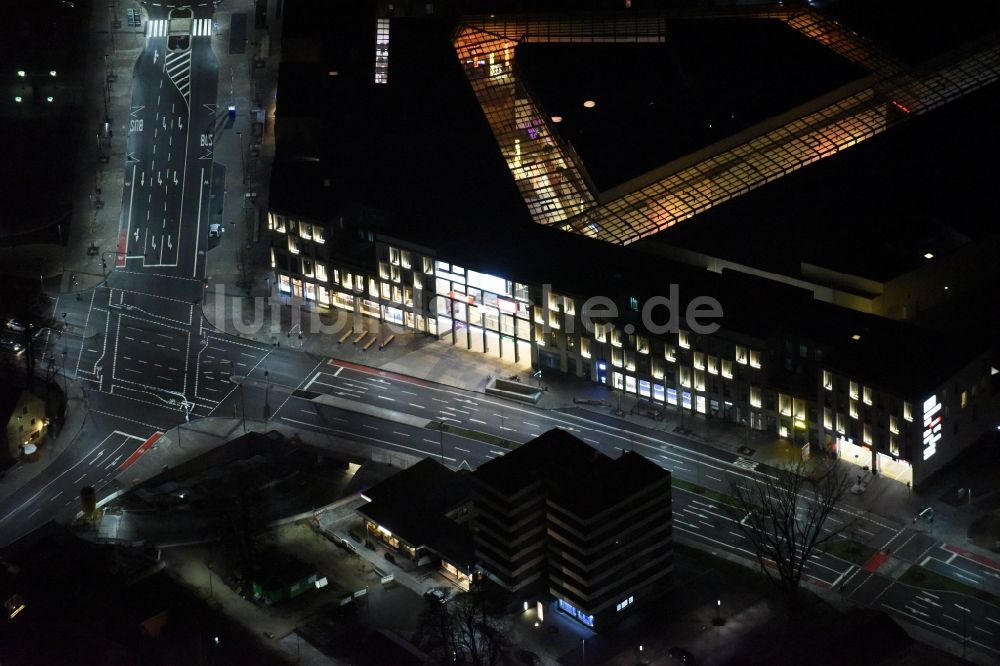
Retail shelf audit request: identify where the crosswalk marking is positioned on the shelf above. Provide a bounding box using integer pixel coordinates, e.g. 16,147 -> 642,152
192,19 -> 213,37
733,457 -> 759,471
146,19 -> 168,38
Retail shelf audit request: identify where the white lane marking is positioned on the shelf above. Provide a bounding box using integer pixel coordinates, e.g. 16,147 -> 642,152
392,431 -> 411,438
455,447 -> 470,453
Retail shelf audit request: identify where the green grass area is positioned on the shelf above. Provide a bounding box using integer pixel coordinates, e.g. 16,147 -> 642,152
671,477 -> 743,509
899,564 -> 1000,607
818,539 -> 877,565
425,421 -> 520,451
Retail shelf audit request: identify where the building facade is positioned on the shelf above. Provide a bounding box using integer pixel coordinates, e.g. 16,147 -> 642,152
266,201 -> 997,489
473,429 -> 673,629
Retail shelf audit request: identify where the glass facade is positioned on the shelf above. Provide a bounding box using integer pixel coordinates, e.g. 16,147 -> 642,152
455,9 -> 1000,245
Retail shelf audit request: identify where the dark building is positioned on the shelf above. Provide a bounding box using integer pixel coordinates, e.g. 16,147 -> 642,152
473,429 -> 673,629
357,457 -> 477,589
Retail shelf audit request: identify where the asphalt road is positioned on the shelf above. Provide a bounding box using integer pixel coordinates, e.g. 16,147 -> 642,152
1,4 -> 999,659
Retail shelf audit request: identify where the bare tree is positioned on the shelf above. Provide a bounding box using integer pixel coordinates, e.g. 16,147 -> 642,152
415,579 -> 510,666
730,458 -> 853,610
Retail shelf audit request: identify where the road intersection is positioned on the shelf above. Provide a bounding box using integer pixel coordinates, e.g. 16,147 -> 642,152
1,2 -> 999,659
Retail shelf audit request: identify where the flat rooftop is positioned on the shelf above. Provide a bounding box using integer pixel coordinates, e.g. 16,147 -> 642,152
273,13 -> 529,228
516,18 -> 867,192
829,0 -> 1000,65
641,80 -> 1000,282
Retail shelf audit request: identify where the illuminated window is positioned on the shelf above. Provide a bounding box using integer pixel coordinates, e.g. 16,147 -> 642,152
961,391 -> 968,408
693,352 -> 705,370
613,372 -> 624,390
368,278 -> 378,298
849,381 -> 859,400
612,347 -> 623,368
423,257 -> 434,274
823,370 -> 833,391
779,394 -> 791,416
707,355 -> 719,375
400,250 -> 411,269
750,386 -> 762,408
903,401 -> 913,421
651,357 -> 663,380
679,366 -> 691,388
287,235 -> 300,254
301,258 -> 314,278
414,273 -> 423,290
374,18 -> 390,84
299,221 -> 312,240
389,247 -> 400,265
863,386 -> 872,406
625,351 -> 636,372
836,413 -> 845,434
779,424 -> 790,438
636,335 -> 649,354
890,415 -> 899,435
343,272 -> 353,289
379,261 -> 390,279
890,434 -> 899,457
678,330 -> 690,349
850,400 -> 858,419
611,328 -> 622,347
313,225 -> 325,244
304,281 -> 316,301
666,387 -> 678,405
695,395 -> 706,414
595,323 -> 607,343
391,265 -> 401,283
580,337 -> 591,359
269,248 -> 275,268
629,296 -> 638,312
863,423 -> 872,445
824,407 -> 833,429
735,345 -> 747,365
316,262 -> 327,283
749,350 -> 761,369
665,345 -> 677,363
694,370 -> 705,392
272,214 -> 287,233
721,359 -> 733,379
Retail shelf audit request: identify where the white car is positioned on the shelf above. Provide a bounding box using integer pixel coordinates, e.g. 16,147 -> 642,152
209,223 -> 224,238
4,319 -> 27,333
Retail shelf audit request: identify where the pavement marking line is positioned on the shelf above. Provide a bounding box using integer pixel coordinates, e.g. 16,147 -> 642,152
376,395 -> 396,402
0,430 -> 129,525
392,431 -> 411,438
73,473 -> 87,484
333,367 -> 343,377
988,617 -> 1000,625
401,389 -> 418,396
118,431 -> 164,471
469,418 -> 487,425
921,556 -> 932,566
362,425 -> 378,430
280,417 -> 458,463
455,447 -> 470,453
408,403 -> 424,409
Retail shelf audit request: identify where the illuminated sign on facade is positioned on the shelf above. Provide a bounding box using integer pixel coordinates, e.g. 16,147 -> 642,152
922,394 -> 942,460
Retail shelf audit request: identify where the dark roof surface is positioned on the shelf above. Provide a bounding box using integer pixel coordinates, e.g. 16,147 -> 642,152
828,0 -> 1000,65
474,429 -> 669,518
518,19 -> 866,191
358,458 -> 475,565
273,7 -> 529,228
643,81 -> 1000,282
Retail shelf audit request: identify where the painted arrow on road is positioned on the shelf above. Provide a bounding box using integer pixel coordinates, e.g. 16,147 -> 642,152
167,235 -> 173,250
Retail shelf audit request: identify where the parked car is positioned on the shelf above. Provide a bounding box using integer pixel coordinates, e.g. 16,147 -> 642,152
4,319 -> 27,333
424,588 -> 447,604
208,223 -> 224,238
668,647 -> 695,664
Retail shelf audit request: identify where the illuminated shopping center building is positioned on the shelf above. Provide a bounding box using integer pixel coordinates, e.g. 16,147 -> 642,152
267,2 -> 1000,488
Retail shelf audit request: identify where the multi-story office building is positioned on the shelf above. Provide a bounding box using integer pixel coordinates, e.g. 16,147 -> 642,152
473,429 -> 673,629
265,2 -> 999,490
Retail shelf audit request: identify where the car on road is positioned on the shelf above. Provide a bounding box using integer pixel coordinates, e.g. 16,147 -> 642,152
668,647 -> 695,664
4,319 -> 27,333
209,223 -> 224,238
0,339 -> 24,356
424,588 -> 447,605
